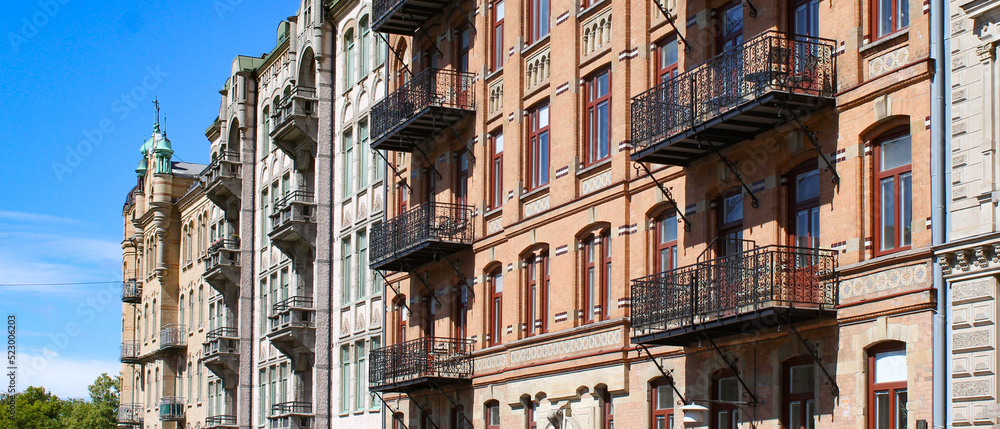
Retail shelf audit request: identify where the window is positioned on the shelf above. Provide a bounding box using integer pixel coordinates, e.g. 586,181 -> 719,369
651,380 -> 675,429
784,358 -> 816,429
526,399 -> 537,429
360,16 -> 370,78
585,70 -> 611,166
712,376 -> 740,429
456,151 -> 470,207
344,128 -> 354,196
486,401 -> 501,429
398,181 -> 409,213
869,343 -> 907,429
393,413 -> 405,429
872,0 -> 908,38
793,0 -> 820,38
718,191 -> 744,256
489,269 -> 504,346
359,118 -> 369,189
525,255 -> 537,336
395,300 -> 408,343
262,106 -> 271,153
455,284 -> 469,340
600,388 -> 614,429
492,0 -> 505,71
489,132 -> 504,210
656,38 -> 679,83
655,213 -> 678,272
344,29 -> 355,86
258,368 -> 266,425
279,363 -> 289,403
457,25 -> 472,73
259,280 -> 268,332
790,166 -> 821,267
582,232 -> 611,323
355,341 -> 366,412
358,230 -> 368,299
340,346 -> 351,413
280,268 -> 289,304
528,104 -> 550,190
342,238 -> 352,304
875,132 -> 912,254
422,292 -> 436,337
179,296 -> 185,332
718,2 -> 744,52
529,0 -> 550,43
370,336 -> 382,410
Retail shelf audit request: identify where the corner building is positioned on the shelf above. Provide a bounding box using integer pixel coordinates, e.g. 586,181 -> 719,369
369,0 -> 937,427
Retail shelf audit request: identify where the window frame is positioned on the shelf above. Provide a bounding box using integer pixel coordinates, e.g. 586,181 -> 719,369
489,269 -> 504,346
655,212 -> 679,273
489,131 -> 505,210
873,130 -> 912,256
867,342 -> 908,429
529,0 -> 550,43
486,400 -> 501,429
492,0 -> 506,71
788,163 -> 821,252
584,69 -> 612,167
782,356 -> 816,429
527,104 -> 551,191
871,0 -> 909,40
717,190 -> 744,257
656,37 -> 679,84
651,379 -> 675,429
524,252 -> 550,336
456,151 -> 470,207
712,374 -> 740,429
344,29 -> 356,86
600,388 -> 614,429
582,231 -> 611,323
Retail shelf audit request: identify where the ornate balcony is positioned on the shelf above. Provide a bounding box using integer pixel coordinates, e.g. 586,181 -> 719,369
267,296 -> 315,358
159,324 -> 186,350
271,86 -> 318,157
269,191 -> 317,255
369,337 -> 475,393
203,327 -> 239,378
117,404 -> 143,426
372,0 -> 447,34
120,341 -> 139,364
630,31 -> 836,166
370,68 -> 475,152
205,415 -> 238,429
631,245 -> 838,346
370,202 -> 474,272
202,151 -> 242,210
268,402 -> 313,429
121,278 -> 142,303
205,239 -> 241,295
159,396 -> 185,421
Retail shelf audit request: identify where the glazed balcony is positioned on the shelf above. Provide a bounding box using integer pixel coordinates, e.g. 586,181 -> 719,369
630,31 -> 836,166
159,396 -> 185,421
271,86 -> 318,156
372,0 -> 448,34
268,191 -> 317,255
268,401 -> 313,429
202,151 -> 242,208
120,341 -> 139,364
267,296 -> 315,356
121,278 -> 142,303
205,239 -> 241,294
117,404 -> 143,426
631,245 -> 838,346
369,337 -> 475,393
203,327 -> 239,378
371,68 -> 475,152
159,324 -> 186,350
370,202 -> 474,272
205,415 -> 238,429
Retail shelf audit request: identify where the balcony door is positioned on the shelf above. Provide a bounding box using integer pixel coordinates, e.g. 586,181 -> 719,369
712,376 -> 740,429
715,191 -> 745,314
718,2 -> 744,52
788,166 -> 822,304
716,1 -> 744,104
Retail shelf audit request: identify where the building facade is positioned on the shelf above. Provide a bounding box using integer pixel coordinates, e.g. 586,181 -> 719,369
943,0 -> 1000,425
368,0 -> 940,429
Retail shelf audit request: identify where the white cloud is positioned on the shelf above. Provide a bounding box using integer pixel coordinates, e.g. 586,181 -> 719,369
16,351 -> 119,399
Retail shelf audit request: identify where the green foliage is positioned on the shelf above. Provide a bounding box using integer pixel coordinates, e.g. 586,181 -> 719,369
0,374 -> 120,429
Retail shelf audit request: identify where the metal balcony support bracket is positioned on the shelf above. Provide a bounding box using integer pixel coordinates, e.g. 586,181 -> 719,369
400,262 -> 444,308
378,32 -> 413,77
400,387 -> 444,429
742,0 -> 759,18
653,0 -> 691,53
435,244 -> 471,286
445,122 -> 475,161
377,270 -> 414,316
412,143 -> 444,181
375,149 -> 413,194
702,335 -> 760,406
373,392 -> 412,429
417,26 -> 446,60
781,314 -> 840,397
638,344 -> 689,405
429,380 -> 475,429
777,100 -> 840,185
633,161 -> 691,231
698,136 -> 760,208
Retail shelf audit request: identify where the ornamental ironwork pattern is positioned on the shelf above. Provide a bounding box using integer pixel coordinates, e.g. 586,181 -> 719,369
270,190 -> 316,230
631,31 -> 835,150
271,86 -> 317,130
631,245 -> 837,336
204,327 -> 238,357
202,151 -> 241,186
121,278 -> 142,303
117,404 -> 143,425
120,341 -> 139,362
370,68 -> 475,146
159,324 -> 186,349
369,337 -> 475,390
159,396 -> 185,420
271,402 -> 313,416
370,202 -> 475,267
205,415 -> 238,426
205,239 -> 240,271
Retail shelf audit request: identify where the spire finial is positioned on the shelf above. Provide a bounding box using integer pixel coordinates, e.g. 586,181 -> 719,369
153,99 -> 161,128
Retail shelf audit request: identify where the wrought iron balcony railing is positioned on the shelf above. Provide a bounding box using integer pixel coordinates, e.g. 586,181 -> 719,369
370,202 -> 474,271
270,191 -> 316,231
159,396 -> 185,421
369,337 -> 475,392
269,296 -> 315,331
117,404 -> 143,425
204,327 -> 238,357
631,244 -> 838,346
269,402 -> 313,429
630,31 -> 836,166
205,415 -> 238,427
120,341 -> 140,363
122,278 -> 142,303
370,68 -> 475,152
271,401 -> 313,416
202,151 -> 242,203
271,86 -> 317,131
159,324 -> 186,349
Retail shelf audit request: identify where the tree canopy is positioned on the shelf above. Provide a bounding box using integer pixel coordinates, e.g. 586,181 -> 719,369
0,373 -> 119,429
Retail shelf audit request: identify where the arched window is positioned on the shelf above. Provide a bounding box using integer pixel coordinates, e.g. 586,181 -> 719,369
868,342 -> 907,429
654,211 -> 678,272
712,371 -> 740,429
198,286 -> 205,329
523,250 -> 550,336
485,400 -> 501,429
874,129 -> 912,255
651,378 -> 675,429
783,356 -> 816,429
717,189 -> 744,257
262,105 -> 271,153
359,16 -> 370,77
344,29 -> 355,86
581,230 -> 611,323
179,296 -> 185,331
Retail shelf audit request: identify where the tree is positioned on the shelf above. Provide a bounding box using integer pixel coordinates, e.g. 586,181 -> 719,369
0,374 -> 120,429
62,373 -> 119,429
0,386 -> 64,429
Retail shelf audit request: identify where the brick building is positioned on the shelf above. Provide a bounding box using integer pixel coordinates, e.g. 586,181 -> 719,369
368,0 -> 938,427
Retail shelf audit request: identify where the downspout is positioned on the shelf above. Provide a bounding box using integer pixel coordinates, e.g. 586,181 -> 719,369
930,0 -> 950,426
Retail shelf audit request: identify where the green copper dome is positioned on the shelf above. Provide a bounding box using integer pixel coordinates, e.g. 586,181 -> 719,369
136,158 -> 148,177
152,124 -> 174,155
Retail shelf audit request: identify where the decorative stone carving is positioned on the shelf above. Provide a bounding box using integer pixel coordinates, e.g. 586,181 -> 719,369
939,254 -> 953,275
524,195 -> 551,217
489,79 -> 504,116
525,47 -> 551,91
582,9 -> 612,57
581,170 -> 612,195
509,329 -> 621,363
957,249 -> 972,271
953,379 -> 993,399
977,43 -> 994,63
975,246 -> 989,268
839,263 -> 930,300
953,329 -> 992,350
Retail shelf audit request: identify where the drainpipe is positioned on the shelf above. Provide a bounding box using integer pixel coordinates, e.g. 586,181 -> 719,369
930,0 -> 950,426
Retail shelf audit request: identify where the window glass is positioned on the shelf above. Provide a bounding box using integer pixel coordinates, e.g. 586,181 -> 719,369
723,194 -> 743,224
874,349 -> 907,383
880,135 -> 912,171
795,170 -> 819,202
656,384 -> 673,409
789,365 -> 815,394
719,377 -> 739,402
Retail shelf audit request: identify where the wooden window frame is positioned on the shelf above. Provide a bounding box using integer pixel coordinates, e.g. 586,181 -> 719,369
600,388 -> 614,429
656,37 -> 679,84
867,342 -> 908,429
717,190 -> 744,257
782,356 -> 816,429
712,374 -> 740,429
788,163 -> 821,251
395,300 -> 407,344
870,0 -> 909,40
489,132 -> 505,210
492,0 -> 505,71
582,232 -> 611,323
872,129 -> 912,257
525,254 -> 538,337
529,0 -> 550,43
717,1 -> 744,53
457,24 -> 472,73
489,269 -> 504,346
456,151 -> 470,207
528,104 -> 550,191
655,212 -> 679,273
486,401 -> 501,429
584,69 -> 612,167
651,379 -> 675,429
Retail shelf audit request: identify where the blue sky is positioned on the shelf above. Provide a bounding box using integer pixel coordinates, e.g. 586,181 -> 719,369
0,0 -> 294,399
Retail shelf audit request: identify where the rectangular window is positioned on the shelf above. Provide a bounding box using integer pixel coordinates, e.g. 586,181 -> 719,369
492,0 -> 505,71
457,151 -> 470,207
526,255 -> 537,336
528,105 -> 550,190
869,346 -> 907,429
358,230 -> 368,299
652,382 -> 674,429
784,361 -> 816,429
359,118 -> 369,189
258,368 -> 266,425
713,376 -> 740,429
279,363 -> 288,404
873,0 -> 908,38
268,366 -> 275,408
489,132 -> 504,210
656,213 -> 678,272
340,346 -> 351,413
369,337 -> 381,410
344,129 -> 354,196
355,341 -> 366,412
585,70 -> 612,166
489,271 -> 503,346
530,0 -> 550,43
375,149 -> 386,182
259,280 -> 268,332
875,133 -> 912,255
486,402 -> 501,429
718,192 -> 744,257
345,30 -> 355,86
657,38 -> 679,83
342,238 -> 352,304
280,268 -> 289,303
360,17 -> 370,78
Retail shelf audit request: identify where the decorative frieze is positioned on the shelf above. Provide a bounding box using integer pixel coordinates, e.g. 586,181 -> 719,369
868,46 -> 910,78
525,47 -> 551,91
580,170 -> 612,195
509,329 -> 621,363
581,8 -> 612,58
524,195 -> 550,217
489,78 -> 504,116
839,263 -> 930,300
